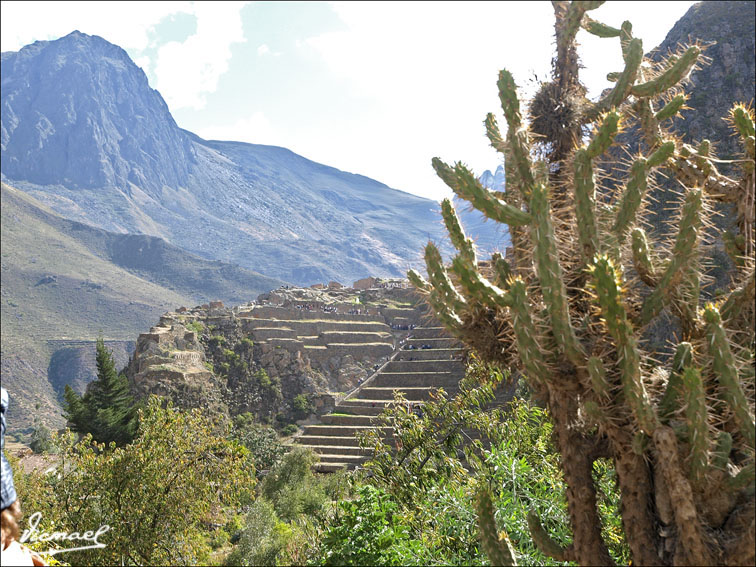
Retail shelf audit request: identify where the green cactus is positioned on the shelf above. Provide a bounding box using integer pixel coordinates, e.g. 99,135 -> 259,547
476,486 -> 518,566
410,3 -> 755,565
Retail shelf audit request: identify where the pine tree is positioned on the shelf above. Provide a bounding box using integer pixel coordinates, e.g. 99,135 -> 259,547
63,338 -> 139,445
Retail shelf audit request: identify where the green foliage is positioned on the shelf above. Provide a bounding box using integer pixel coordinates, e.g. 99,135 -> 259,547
29,419 -> 56,454
359,355 -> 508,504
62,338 -> 139,445
317,484 -> 425,566
281,423 -> 299,436
292,393 -> 314,419
256,367 -> 273,389
231,413 -> 286,473
185,320 -> 205,335
224,499 -> 292,566
260,448 -> 330,523
15,396 -> 255,566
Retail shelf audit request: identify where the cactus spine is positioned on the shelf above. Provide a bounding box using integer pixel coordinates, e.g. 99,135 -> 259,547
410,3 -> 755,565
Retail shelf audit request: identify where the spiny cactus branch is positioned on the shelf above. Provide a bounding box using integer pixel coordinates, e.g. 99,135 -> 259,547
526,510 -> 574,563
477,486 -> 518,566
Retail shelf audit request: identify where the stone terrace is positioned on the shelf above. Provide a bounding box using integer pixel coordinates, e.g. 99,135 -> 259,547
290,325 -> 469,472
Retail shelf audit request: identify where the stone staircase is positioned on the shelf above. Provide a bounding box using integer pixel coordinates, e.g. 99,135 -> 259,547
290,325 -> 466,472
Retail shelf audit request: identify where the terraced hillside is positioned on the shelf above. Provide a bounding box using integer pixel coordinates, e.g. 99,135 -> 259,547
125,283 -> 430,425
291,325 -> 467,472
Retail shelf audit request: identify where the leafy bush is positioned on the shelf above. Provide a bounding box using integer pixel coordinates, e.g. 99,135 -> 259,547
29,421 -> 56,454
260,448 -> 327,523
15,396 -> 255,566
224,500 -> 292,566
316,484 -> 426,566
281,423 -> 299,436
231,413 -> 286,473
185,320 -> 205,335
292,393 -> 314,419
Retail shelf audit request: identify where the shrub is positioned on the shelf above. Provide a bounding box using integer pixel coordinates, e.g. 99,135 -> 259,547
231,414 -> 286,473
292,393 -> 313,419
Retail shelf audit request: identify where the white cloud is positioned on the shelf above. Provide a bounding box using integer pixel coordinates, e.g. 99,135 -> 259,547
257,44 -> 270,56
302,1 -> 556,199
0,1 -> 193,52
297,0 -> 696,201
134,56 -> 152,74
154,2 -> 248,110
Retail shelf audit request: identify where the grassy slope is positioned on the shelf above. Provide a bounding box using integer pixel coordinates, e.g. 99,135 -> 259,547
0,183 -> 282,434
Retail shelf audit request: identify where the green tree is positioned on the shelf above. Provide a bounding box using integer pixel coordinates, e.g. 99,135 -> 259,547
231,413 -> 286,474
29,420 -> 55,454
63,338 -> 139,445
16,396 -> 255,566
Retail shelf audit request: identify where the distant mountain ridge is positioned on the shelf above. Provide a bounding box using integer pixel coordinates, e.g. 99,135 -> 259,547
1,31 -> 505,286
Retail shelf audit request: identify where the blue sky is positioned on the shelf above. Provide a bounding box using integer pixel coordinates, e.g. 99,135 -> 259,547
2,1 -> 696,201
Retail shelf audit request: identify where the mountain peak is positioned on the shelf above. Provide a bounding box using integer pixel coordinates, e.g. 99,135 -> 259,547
1,31 -> 194,196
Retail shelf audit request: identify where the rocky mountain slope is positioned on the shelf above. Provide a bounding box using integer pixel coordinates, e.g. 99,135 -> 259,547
1,31 -> 502,286
654,1 -> 755,161
1,182 -> 282,434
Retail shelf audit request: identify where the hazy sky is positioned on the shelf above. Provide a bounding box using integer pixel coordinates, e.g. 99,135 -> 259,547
2,1 -> 697,201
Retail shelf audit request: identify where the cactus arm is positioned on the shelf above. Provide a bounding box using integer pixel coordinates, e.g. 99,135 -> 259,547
409,259 -> 464,334
584,37 -> 642,121
476,487 -> 518,566
730,104 -> 756,139
530,183 -> 585,366
526,510 -> 574,562
491,252 -> 513,289
497,70 -> 535,198
573,149 -> 600,264
635,97 -> 662,148
652,426 -> 713,566
646,140 -> 676,168
588,356 -> 610,399
590,256 -> 658,433
506,278 -> 550,385
581,15 -> 620,38
703,304 -> 756,450
451,255 -> 512,311
619,20 -> 633,61
722,231 -> 746,267
612,158 -> 648,241
719,267 -> 755,324
573,112 -> 621,263
432,159 -> 533,226
427,288 -> 464,334
484,113 -> 507,154
640,188 -> 702,326
630,46 -> 701,98
711,431 -> 733,471
424,241 -> 467,314
631,228 -> 658,286
586,110 -> 621,157
682,366 -> 709,489
441,198 -> 477,265
407,268 -> 431,293
658,342 -> 693,420
655,94 -> 687,122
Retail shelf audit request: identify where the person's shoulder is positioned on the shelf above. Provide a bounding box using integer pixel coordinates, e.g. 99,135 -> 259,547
1,540 -> 47,566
